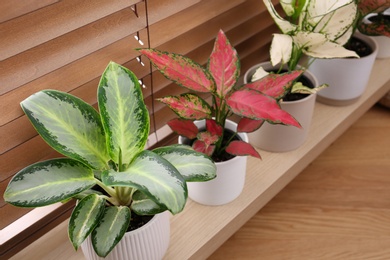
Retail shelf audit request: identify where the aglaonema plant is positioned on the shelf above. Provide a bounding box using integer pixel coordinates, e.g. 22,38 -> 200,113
3,62 -> 216,258
138,30 -> 304,161
357,0 -> 390,37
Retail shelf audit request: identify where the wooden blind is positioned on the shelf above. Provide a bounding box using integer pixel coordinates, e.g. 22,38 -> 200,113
0,0 -> 280,258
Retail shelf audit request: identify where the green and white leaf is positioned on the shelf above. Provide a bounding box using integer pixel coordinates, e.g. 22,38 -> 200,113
293,32 -> 358,59
270,34 -> 293,66
251,67 -> 269,82
306,0 -> 357,44
21,90 -> 109,170
153,144 -> 216,182
263,0 -> 297,34
4,158 -> 96,207
131,190 -> 167,215
69,194 -> 105,250
92,206 -> 131,258
291,82 -> 328,94
102,150 -> 187,214
98,62 -> 150,166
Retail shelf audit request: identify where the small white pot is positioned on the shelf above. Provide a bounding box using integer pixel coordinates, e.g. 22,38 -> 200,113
179,120 -> 248,206
310,33 -> 378,106
243,62 -> 317,152
81,212 -> 170,260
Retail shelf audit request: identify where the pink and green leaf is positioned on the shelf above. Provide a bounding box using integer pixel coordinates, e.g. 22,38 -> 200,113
358,0 -> 390,16
206,119 -> 223,137
226,89 -> 301,128
358,14 -> 390,37
244,70 -> 303,100
225,141 -> 261,159
158,93 -> 212,120
138,48 -> 215,93
237,118 -> 264,133
197,131 -> 220,145
208,30 -> 240,98
193,140 -> 215,157
167,118 -> 199,139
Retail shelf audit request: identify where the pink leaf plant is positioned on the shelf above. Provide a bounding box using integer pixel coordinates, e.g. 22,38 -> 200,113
138,30 -> 303,161
357,0 -> 390,37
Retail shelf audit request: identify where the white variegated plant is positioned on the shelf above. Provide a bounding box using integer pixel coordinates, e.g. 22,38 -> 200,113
3,62 -> 216,258
253,0 -> 361,94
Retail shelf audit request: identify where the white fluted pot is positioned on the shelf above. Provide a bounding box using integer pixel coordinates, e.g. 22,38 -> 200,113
310,33 -> 378,106
81,212 -> 170,260
243,62 -> 317,152
180,120 -> 248,206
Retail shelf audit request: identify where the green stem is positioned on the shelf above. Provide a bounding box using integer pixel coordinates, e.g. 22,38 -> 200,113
95,178 -> 117,198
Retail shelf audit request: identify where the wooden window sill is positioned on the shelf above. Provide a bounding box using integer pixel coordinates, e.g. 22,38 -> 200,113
9,58 -> 390,260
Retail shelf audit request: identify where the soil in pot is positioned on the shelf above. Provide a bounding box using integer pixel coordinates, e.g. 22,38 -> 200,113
345,36 -> 373,57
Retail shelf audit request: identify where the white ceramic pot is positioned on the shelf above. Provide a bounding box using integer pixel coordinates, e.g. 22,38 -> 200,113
81,211 -> 170,260
243,62 -> 317,152
310,33 -> 378,106
180,120 -> 248,206
372,36 -> 390,59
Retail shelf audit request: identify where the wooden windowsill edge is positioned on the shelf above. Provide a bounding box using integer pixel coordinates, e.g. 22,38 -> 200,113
10,58 -> 390,260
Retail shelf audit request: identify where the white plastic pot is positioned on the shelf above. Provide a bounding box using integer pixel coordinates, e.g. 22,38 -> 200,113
81,211 -> 170,260
310,33 -> 378,106
372,35 -> 390,59
243,62 -> 317,152
180,120 -> 248,206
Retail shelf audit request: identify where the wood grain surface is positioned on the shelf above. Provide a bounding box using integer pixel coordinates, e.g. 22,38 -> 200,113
210,104 -> 390,260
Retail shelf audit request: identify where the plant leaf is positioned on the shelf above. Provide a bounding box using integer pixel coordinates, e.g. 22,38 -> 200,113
69,194 -> 105,251
167,118 -> 199,139
358,15 -> 390,36
291,82 -> 328,94
92,206 -> 131,258
208,30 -> 240,97
98,62 -> 150,166
237,118 -> 264,133
153,144 -> 216,182
131,190 -> 167,215
226,89 -> 301,127
206,119 -> 223,137
245,70 -> 303,100
263,0 -> 297,34
21,90 -> 109,170
270,34 -> 293,66
4,158 -> 95,207
102,150 -> 187,214
193,140 -> 215,157
225,140 -> 261,159
158,93 -> 212,120
138,48 -> 215,93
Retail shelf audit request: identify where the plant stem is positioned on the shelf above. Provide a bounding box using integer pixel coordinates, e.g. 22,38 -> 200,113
95,178 -> 117,198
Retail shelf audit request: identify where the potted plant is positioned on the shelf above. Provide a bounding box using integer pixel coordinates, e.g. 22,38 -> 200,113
310,0 -> 389,105
3,62 -> 217,259
358,2 -> 390,58
138,30 -> 303,205
244,0 -> 358,151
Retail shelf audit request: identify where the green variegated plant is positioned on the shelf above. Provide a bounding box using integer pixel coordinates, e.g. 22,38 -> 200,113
3,62 -> 216,258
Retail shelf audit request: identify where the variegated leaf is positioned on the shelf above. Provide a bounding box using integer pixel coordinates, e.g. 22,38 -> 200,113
225,140 -> 261,159
206,119 -> 223,137
131,190 -> 167,215
69,194 -> 105,250
158,93 -> 212,120
101,150 -> 187,214
358,0 -> 390,16
138,48 -> 215,93
270,34 -> 293,66
263,0 -> 297,34
153,144 -> 216,182
193,140 -> 215,157
92,206 -> 131,257
208,30 -> 240,97
98,62 -> 149,165
245,70 -> 303,100
237,118 -> 264,133
226,89 -> 301,127
21,90 -> 109,170
4,158 -> 96,207
167,118 -> 199,139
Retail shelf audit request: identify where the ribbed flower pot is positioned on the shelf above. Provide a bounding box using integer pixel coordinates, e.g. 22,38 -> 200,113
310,33 -> 378,106
81,212 -> 170,260
179,120 -> 248,206
243,62 -> 317,152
